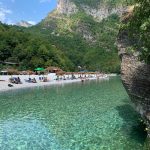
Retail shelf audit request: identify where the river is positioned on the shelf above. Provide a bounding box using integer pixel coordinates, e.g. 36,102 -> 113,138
0,77 -> 146,149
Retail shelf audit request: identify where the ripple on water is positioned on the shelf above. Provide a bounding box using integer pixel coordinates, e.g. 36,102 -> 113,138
0,77 -> 147,149
0,118 -> 61,150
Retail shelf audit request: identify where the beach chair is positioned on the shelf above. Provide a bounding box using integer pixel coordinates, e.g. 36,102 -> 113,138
24,78 -> 32,83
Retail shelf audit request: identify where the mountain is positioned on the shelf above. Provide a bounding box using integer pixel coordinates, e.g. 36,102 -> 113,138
28,0 -> 133,72
56,0 -> 126,20
16,21 -> 32,28
40,0 -> 127,37
0,0 -> 134,71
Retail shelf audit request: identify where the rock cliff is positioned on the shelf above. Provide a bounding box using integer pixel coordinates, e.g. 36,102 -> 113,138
81,5 -> 125,22
41,0 -> 127,43
16,21 -> 32,27
117,8 -> 150,137
56,0 -> 126,22
57,0 -> 78,15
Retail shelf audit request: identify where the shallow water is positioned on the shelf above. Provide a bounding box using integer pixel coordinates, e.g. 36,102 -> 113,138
0,77 -> 146,149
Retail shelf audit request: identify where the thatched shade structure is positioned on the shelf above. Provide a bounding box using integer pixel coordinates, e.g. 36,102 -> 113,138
7,69 -> 19,75
46,66 -> 63,73
56,71 -> 66,76
65,72 -> 73,75
26,70 -> 35,75
0,70 -> 8,75
20,70 -> 35,75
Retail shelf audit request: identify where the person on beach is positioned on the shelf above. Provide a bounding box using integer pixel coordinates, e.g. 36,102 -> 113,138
32,78 -> 37,83
17,77 -> 22,84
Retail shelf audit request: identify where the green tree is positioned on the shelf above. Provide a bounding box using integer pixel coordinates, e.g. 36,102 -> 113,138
126,0 -> 150,63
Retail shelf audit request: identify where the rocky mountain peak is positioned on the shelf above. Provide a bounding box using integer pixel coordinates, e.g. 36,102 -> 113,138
16,21 -> 32,28
56,0 -> 126,21
57,0 -> 78,15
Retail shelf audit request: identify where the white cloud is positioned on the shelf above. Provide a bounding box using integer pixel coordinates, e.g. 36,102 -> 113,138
39,0 -> 52,3
0,3 -> 12,23
28,21 -> 36,25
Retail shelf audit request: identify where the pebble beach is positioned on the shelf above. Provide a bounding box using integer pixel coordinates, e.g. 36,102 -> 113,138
0,73 -> 114,92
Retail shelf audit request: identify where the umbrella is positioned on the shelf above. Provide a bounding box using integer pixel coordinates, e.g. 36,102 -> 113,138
46,66 -> 63,73
34,68 -> 45,71
56,71 -> 65,76
7,69 -> 19,75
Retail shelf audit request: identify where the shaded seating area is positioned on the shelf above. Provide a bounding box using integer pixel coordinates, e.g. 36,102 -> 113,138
0,70 -> 8,75
46,66 -> 63,74
34,68 -> 45,75
20,70 -> 35,75
55,70 -> 66,80
5,69 -> 19,75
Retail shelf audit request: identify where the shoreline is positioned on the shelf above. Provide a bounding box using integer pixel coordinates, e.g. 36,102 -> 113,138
0,74 -> 116,93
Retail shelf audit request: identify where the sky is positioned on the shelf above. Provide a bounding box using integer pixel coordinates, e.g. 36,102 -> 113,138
0,0 -> 57,25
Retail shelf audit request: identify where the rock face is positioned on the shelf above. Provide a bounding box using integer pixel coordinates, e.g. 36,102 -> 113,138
16,21 -> 32,27
56,0 -> 125,21
82,5 -> 126,22
44,0 -> 126,43
75,22 -> 96,42
117,17 -> 150,136
57,0 -> 78,15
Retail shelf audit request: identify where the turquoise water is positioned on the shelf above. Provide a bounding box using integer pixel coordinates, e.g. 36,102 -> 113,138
0,77 -> 146,150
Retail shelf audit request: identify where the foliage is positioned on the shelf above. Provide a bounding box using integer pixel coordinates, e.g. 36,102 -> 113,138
72,0 -> 134,8
33,12 -> 121,73
0,22 -> 72,70
125,0 -> 150,63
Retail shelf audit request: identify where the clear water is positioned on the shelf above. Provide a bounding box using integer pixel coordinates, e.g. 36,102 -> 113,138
0,77 -> 146,150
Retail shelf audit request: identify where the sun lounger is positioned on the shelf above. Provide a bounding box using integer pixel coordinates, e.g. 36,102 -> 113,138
9,77 -> 22,84
43,77 -> 48,82
25,78 -> 37,83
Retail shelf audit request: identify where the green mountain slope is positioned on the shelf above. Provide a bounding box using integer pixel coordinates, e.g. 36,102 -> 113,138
28,0 -> 133,72
1,0 -> 134,72
37,13 -> 121,72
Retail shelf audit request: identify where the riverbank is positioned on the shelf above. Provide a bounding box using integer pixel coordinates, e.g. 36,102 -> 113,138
0,73 -> 116,92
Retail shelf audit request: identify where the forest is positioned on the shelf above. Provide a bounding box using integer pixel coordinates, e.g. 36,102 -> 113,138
1,0 -> 148,72
0,23 -> 73,71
